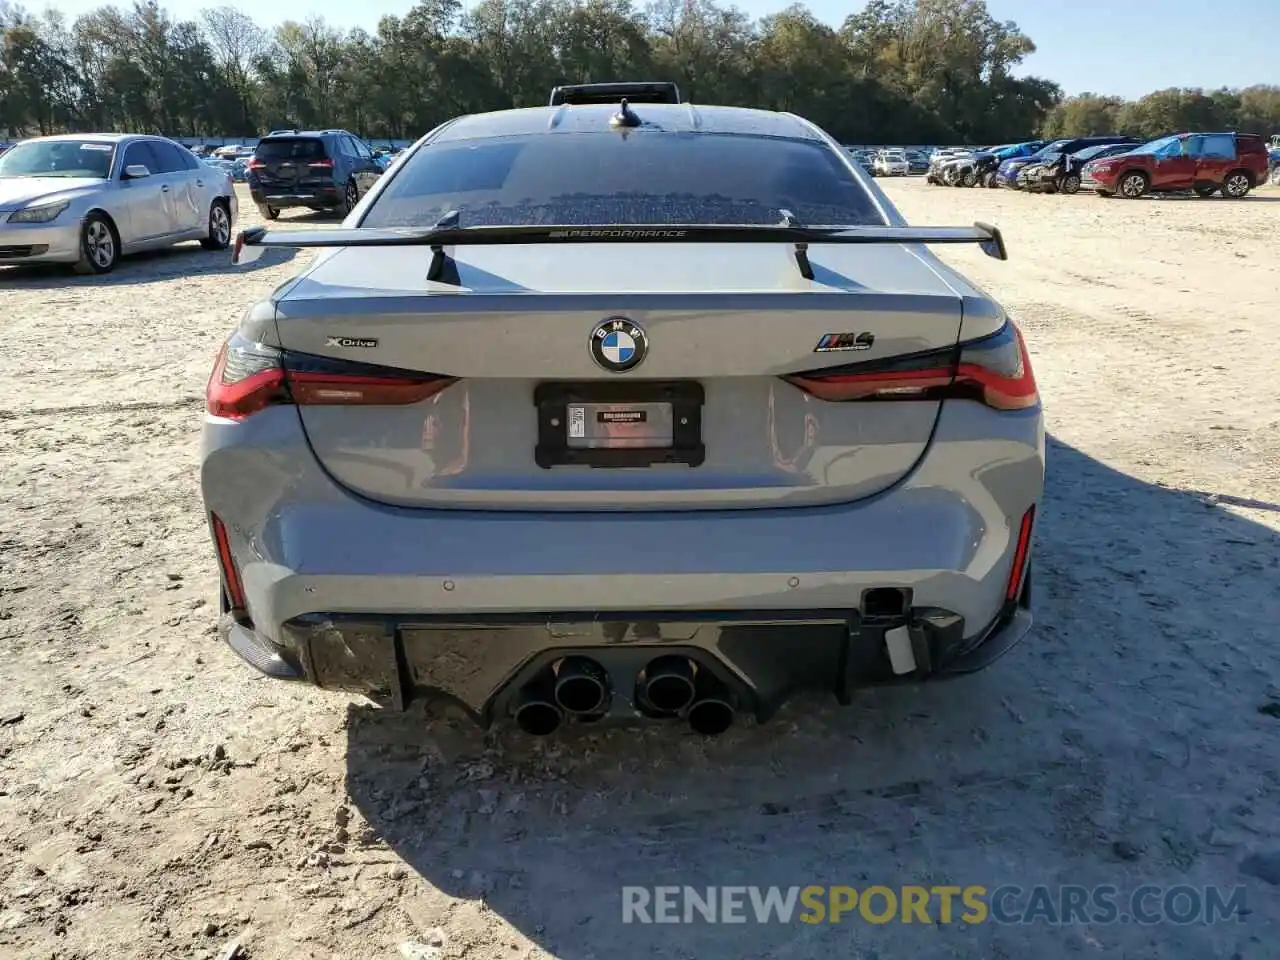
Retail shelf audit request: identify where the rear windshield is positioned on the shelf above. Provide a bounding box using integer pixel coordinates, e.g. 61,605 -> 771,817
361,132 -> 885,228
254,138 -> 326,161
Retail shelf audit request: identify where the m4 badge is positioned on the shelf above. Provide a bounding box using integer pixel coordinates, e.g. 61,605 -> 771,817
814,332 -> 874,353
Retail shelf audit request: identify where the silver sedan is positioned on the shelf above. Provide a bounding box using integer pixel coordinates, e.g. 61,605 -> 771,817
203,98 -> 1043,738
0,133 -> 238,274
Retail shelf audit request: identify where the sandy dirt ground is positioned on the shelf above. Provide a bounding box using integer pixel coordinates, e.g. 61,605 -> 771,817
2,178 -> 1279,960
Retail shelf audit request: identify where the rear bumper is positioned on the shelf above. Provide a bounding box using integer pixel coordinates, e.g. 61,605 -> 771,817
219,596 -> 1035,726
202,399 -> 1045,725
1018,170 -> 1058,192
249,186 -> 341,208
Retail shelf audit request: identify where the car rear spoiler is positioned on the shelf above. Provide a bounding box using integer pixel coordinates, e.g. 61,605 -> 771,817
549,81 -> 681,105
233,220 -> 1008,284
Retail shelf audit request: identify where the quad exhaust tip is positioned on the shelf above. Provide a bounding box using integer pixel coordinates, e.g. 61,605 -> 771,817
685,667 -> 736,737
513,675 -> 564,735
514,655 -> 738,736
687,696 -> 734,736
553,656 -> 611,716
638,655 -> 697,715
514,696 -> 562,736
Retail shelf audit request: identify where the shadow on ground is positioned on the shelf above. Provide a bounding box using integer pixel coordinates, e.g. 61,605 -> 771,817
345,435 -> 1280,959
0,242 -> 297,288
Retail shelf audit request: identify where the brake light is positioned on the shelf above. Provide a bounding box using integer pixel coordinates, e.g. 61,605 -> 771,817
785,321 -> 1038,410
206,334 -> 455,420
246,159 -> 265,170
308,158 -> 334,169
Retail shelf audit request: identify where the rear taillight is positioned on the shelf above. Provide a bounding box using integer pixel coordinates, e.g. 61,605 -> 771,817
308,158 -> 334,169
206,334 -> 455,420
246,159 -> 265,171
785,321 -> 1038,411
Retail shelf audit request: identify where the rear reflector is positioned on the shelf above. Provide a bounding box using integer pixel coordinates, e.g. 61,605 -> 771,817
786,321 -> 1038,411
1005,505 -> 1036,601
210,513 -> 247,611
308,159 -> 334,168
206,334 -> 455,420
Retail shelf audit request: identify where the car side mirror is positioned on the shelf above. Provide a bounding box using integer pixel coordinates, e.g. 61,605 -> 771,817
123,164 -> 151,180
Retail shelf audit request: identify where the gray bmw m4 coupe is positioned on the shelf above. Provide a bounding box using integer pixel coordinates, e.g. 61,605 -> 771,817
204,89 -> 1044,737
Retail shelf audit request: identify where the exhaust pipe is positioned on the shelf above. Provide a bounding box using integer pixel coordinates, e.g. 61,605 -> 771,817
687,672 -> 736,737
553,656 -> 610,716
513,678 -> 563,736
638,655 -> 697,714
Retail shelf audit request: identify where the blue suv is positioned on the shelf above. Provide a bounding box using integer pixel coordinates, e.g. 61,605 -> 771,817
246,129 -> 384,220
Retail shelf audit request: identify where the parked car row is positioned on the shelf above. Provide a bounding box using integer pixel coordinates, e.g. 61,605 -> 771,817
928,132 -> 1274,199
201,155 -> 248,182
928,140 -> 1049,187
994,137 -> 1141,190
846,147 -> 930,177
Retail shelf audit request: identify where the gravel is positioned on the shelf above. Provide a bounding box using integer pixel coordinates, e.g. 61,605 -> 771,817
1,180 -> 1278,959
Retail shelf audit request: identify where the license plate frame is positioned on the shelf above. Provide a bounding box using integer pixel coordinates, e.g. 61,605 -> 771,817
534,381 -> 705,469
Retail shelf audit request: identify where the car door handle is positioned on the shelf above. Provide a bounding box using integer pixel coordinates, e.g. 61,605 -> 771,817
161,185 -> 170,192
196,179 -> 203,187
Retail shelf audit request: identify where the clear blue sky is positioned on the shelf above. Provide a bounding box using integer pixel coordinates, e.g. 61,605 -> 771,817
33,0 -> 1280,99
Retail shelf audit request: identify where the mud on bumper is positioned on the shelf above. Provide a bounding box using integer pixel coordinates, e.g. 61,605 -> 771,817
219,584 -> 1034,732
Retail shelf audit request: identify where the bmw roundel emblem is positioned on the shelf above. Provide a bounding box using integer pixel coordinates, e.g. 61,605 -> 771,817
590,317 -> 648,373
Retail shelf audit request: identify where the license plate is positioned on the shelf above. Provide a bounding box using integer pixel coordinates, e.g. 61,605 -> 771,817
534,381 -> 705,469
566,401 -> 674,449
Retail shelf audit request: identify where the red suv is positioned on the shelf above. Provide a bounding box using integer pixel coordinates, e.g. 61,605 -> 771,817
1081,132 -> 1269,199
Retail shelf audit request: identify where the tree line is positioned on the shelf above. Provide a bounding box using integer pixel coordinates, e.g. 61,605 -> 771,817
2,0 -> 1278,146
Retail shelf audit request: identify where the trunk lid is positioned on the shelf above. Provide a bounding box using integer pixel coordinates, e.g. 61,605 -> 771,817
272,243 -> 965,511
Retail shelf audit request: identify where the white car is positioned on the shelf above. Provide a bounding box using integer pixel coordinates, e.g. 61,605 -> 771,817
0,133 -> 238,274
873,150 -> 910,176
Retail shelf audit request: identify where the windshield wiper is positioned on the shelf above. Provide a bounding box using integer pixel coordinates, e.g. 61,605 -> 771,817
233,219 -> 1009,284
